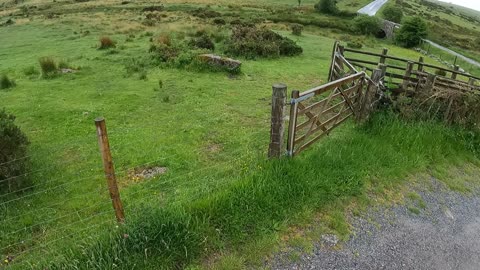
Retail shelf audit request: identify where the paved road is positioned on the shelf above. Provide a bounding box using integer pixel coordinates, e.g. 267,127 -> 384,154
357,0 -> 389,16
269,179 -> 480,270
422,39 -> 480,68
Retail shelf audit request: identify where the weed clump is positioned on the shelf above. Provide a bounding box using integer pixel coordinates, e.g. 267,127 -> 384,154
225,26 -> 303,59
291,23 -> 304,36
189,33 -> 215,50
190,7 -> 221,18
0,75 -> 15,89
0,109 -> 30,193
39,57 -> 57,77
99,36 -> 116,49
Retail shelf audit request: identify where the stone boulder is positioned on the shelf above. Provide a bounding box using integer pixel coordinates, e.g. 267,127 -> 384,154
198,54 -> 241,72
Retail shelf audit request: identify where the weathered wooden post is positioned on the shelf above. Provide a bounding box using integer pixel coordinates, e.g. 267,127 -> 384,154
287,90 -> 300,157
468,77 -> 476,91
268,84 -> 287,158
402,61 -> 414,90
359,68 -> 382,122
328,41 -> 339,82
452,65 -> 460,80
337,44 -> 345,73
95,117 -> 125,223
418,57 -> 424,72
380,48 -> 388,64
424,73 -> 437,92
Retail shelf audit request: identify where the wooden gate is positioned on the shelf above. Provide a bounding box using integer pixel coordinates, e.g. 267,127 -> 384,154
286,72 -> 370,156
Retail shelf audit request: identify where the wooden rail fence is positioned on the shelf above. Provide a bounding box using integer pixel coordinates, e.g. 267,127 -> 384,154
268,41 -> 480,158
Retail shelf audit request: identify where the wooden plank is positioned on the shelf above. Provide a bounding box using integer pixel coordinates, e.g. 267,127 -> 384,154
299,72 -> 364,98
298,84 -> 360,115
286,91 -> 300,156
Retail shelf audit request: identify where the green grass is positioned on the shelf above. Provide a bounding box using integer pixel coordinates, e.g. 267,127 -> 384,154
1,1 -> 480,269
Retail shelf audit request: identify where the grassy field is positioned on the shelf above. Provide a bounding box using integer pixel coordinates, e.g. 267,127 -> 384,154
1,0 -> 480,269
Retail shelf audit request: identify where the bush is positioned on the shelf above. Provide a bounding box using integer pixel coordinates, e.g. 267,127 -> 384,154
39,57 -> 57,77
314,0 -> 338,15
99,36 -> 116,49
347,40 -> 363,49
291,23 -> 304,36
213,18 -> 226,25
189,33 -> 215,50
0,74 -> 15,89
225,26 -> 303,59
382,5 -> 403,23
435,69 -> 447,76
190,8 -> 221,18
352,15 -> 381,35
395,16 -> 428,48
23,66 -> 40,77
0,109 -> 30,192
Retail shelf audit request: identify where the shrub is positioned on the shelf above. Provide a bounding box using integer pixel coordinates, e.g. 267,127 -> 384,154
0,109 -> 30,193
352,15 -> 381,35
190,8 -> 221,18
382,5 -> 403,23
395,17 -> 428,48
99,36 -> 116,49
435,69 -> 447,76
347,40 -> 363,49
39,57 -> 57,77
314,0 -> 338,15
225,26 -> 303,59
189,33 -> 215,50
213,18 -> 226,25
291,23 -> 304,36
23,66 -> 39,77
0,75 -> 15,89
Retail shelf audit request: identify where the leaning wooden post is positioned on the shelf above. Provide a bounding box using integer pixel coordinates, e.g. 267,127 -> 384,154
359,68 -> 382,122
424,73 -> 437,92
328,41 -> 339,82
286,90 -> 300,157
402,61 -> 414,90
468,78 -> 476,91
418,57 -> 424,72
268,84 -> 287,159
379,48 -> 388,64
95,117 -> 125,223
451,65 -> 460,80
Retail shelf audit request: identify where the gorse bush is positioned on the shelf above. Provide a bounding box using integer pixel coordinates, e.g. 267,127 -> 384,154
382,5 -> 403,23
395,16 -> 428,48
39,57 -> 57,77
352,15 -> 381,35
0,74 -> 15,89
225,26 -> 303,59
314,0 -> 338,15
291,23 -> 304,36
0,109 -> 30,193
99,36 -> 116,49
189,33 -> 215,50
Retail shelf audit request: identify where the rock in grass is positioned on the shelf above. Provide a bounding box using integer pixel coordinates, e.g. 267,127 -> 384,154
198,54 -> 241,72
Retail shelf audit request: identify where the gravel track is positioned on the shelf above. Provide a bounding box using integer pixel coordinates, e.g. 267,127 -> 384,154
268,178 -> 480,270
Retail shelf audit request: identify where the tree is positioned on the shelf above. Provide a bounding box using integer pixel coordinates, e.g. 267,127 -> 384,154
395,17 -> 428,48
314,0 -> 338,15
382,5 -> 403,23
352,15 -> 381,35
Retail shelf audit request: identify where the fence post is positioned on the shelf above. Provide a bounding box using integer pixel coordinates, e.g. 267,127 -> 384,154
469,78 -> 476,91
418,57 -> 424,72
287,90 -> 300,157
95,117 -> 125,223
452,65 -> 459,80
402,61 -> 414,90
268,84 -> 287,159
359,68 -> 382,121
424,73 -> 437,92
380,48 -> 388,64
328,41 -> 339,82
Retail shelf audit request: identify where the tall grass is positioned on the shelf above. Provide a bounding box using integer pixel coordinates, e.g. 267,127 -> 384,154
46,112 -> 479,269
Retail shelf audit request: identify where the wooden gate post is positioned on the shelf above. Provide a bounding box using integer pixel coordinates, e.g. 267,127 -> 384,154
95,117 -> 125,223
452,65 -> 460,80
268,84 -> 287,158
287,90 -> 300,157
359,68 -> 382,121
402,61 -> 414,90
418,57 -> 424,72
424,73 -> 437,92
380,48 -> 388,64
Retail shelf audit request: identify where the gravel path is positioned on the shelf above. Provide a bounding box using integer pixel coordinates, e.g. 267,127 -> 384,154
357,0 -> 389,16
268,178 -> 480,270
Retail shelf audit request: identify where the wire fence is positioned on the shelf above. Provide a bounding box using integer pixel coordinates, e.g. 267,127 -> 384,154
0,115 -> 269,268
